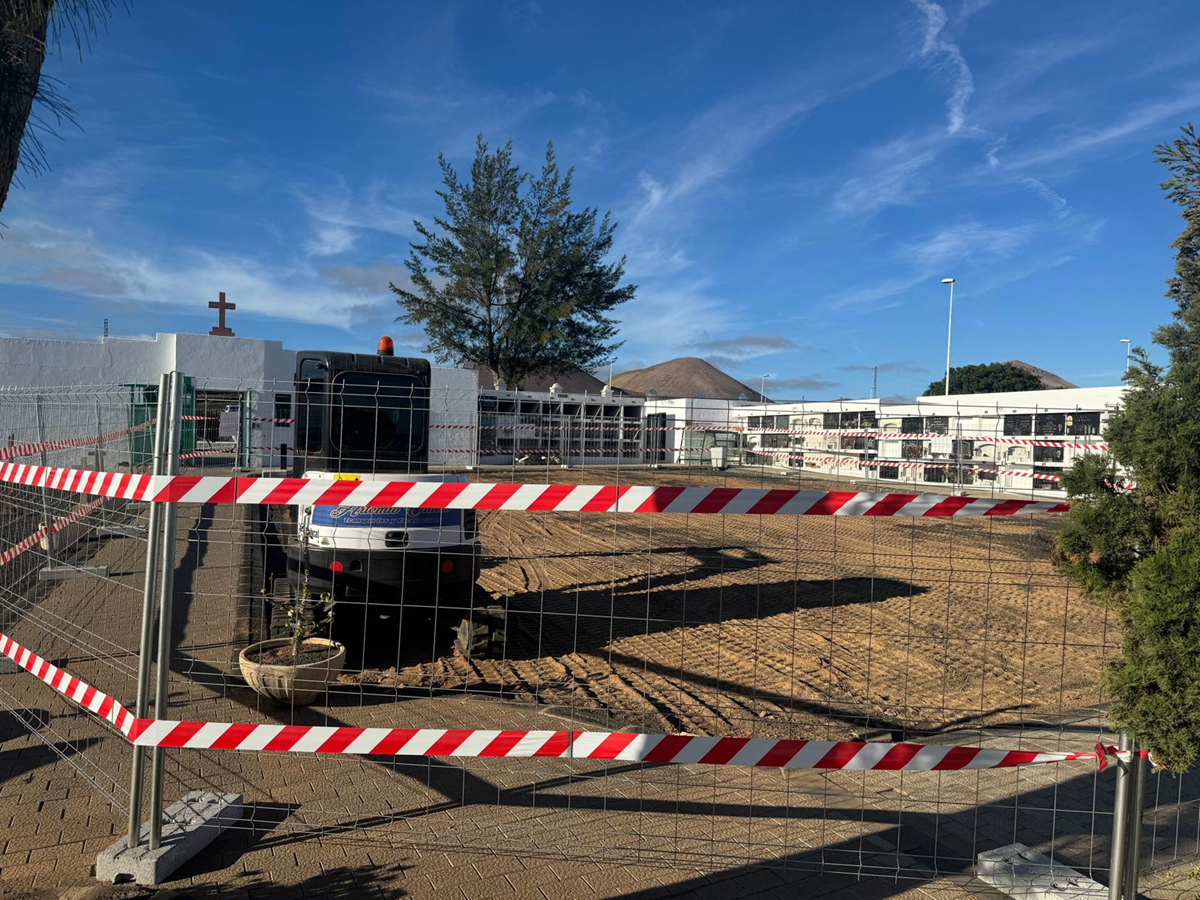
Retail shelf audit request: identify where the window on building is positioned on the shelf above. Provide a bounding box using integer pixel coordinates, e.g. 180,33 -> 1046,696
839,411 -> 860,428
860,411 -> 878,429
823,412 -> 841,429
977,468 -> 997,481
1004,414 -> 1033,435
902,439 -> 924,459
775,414 -> 791,430
1068,412 -> 1102,435
1033,445 -> 1065,463
1033,466 -> 1059,490
954,467 -> 975,485
901,416 -> 924,433
879,465 -> 900,479
1035,413 -> 1066,435
951,439 -> 974,459
274,393 -> 292,423
923,466 -> 946,483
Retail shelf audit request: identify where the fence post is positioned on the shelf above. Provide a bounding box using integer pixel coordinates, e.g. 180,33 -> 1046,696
127,375 -> 170,849
148,371 -> 184,850
1122,741 -> 1148,900
34,397 -> 52,558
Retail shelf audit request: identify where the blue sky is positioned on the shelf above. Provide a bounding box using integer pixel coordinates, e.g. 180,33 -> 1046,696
1,0 -> 1197,399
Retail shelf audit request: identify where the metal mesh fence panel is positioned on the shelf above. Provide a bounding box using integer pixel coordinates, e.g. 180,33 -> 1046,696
0,375 -> 1183,892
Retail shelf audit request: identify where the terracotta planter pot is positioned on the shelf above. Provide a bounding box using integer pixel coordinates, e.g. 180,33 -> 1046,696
238,637 -> 346,706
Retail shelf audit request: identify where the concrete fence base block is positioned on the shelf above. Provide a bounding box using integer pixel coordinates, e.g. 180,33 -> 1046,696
96,791 -> 244,886
977,843 -> 1106,900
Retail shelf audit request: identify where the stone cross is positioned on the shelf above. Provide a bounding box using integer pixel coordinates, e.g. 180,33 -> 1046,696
208,292 -> 236,336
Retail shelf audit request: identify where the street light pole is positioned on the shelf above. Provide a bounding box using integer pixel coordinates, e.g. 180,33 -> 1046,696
942,278 -> 956,396
760,375 -> 769,403
1120,339 -> 1131,375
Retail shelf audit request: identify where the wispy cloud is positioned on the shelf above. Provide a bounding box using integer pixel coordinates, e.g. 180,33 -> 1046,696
630,92 -> 823,231
292,178 -> 419,259
901,220 -> 1036,269
686,333 -> 803,360
318,262 -> 410,294
0,219 -> 391,328
769,375 -> 840,396
839,360 -> 927,374
910,0 -> 974,135
996,88 -> 1200,172
824,212 -> 1097,312
830,131 -> 944,218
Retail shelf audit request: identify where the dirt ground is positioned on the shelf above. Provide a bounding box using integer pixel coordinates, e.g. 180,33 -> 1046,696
346,465 -> 1119,743
2,463 -> 1162,899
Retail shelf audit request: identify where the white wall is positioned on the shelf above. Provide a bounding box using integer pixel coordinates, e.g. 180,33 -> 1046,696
0,332 -> 294,389
430,366 -> 479,467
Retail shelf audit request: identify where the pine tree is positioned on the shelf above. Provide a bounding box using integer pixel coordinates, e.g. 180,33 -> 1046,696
392,136 -> 636,389
1055,124 -> 1200,771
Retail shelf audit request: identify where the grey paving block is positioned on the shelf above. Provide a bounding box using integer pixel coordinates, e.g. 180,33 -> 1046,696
96,790 -> 244,886
976,843 -> 1105,900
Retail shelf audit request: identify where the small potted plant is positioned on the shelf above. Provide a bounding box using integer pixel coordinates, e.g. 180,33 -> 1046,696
239,576 -> 345,706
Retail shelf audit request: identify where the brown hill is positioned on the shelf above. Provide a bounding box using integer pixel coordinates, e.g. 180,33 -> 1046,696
609,357 -> 764,401
1003,360 -> 1078,390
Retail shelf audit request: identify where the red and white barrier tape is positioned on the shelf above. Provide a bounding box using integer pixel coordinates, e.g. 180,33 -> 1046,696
181,415 -> 294,424
0,632 -> 135,736
0,631 -> 1134,773
433,424 -> 742,433
746,450 -> 1062,482
0,498 -> 104,567
126,720 -> 1105,770
0,420 -> 154,463
747,429 -> 1107,452
0,463 -> 1070,515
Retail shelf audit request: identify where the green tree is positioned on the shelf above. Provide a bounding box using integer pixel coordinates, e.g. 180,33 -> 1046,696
920,362 -> 1047,396
392,136 -> 636,390
1,0 -> 120,215
1055,124 -> 1200,772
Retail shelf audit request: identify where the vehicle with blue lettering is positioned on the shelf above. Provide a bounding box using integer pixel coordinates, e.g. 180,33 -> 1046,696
261,339 -> 501,667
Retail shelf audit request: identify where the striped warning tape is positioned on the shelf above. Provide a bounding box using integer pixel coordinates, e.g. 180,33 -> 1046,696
747,428 -> 1108,452
0,463 -> 1070,515
0,631 -> 1134,772
0,632 -> 136,736
0,498 -> 104,567
0,420 -> 154,463
181,415 -> 295,424
746,450 -> 1063,482
125,720 -> 1103,770
433,424 -> 743,432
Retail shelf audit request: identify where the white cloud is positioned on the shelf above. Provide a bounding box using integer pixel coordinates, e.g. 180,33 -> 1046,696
628,92 -> 823,232
910,0 -> 975,135
0,219 -> 391,328
686,333 -> 802,359
901,221 -> 1036,269
831,131 -> 944,217
1000,88 -> 1200,172
769,375 -> 840,395
291,178 -> 419,259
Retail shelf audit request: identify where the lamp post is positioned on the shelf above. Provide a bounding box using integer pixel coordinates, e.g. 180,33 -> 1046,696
760,375 -> 769,403
941,278 -> 955,396
1120,338 -> 1131,375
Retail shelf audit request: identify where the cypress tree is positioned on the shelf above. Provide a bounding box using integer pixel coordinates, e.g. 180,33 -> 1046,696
1056,124 -> 1200,771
